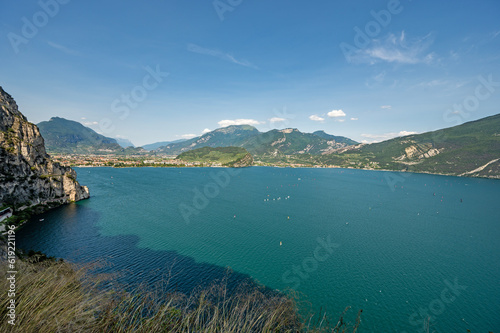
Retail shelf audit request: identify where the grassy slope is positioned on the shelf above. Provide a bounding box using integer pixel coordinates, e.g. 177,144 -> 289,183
0,245 -> 361,333
319,113 -> 500,176
242,129 -> 331,155
176,146 -> 252,166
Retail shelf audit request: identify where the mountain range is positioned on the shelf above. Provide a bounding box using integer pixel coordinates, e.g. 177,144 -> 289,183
33,113 -> 500,178
154,125 -> 358,156
142,139 -> 187,151
36,118 -> 359,156
320,113 -> 500,177
115,137 -> 135,148
37,117 -> 145,154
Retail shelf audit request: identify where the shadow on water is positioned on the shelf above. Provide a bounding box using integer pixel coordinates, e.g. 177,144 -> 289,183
15,202 -> 278,298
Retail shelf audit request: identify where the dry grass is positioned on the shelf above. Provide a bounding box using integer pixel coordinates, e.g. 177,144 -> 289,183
0,254 -> 361,333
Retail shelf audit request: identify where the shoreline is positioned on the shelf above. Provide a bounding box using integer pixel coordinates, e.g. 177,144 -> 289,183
71,164 -> 500,180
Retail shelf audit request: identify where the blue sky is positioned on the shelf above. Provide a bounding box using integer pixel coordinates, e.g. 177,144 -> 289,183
1,0 -> 499,146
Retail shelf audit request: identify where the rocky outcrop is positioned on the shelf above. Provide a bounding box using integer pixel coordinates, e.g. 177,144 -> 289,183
0,86 -> 89,209
394,143 -> 441,162
229,152 -> 253,168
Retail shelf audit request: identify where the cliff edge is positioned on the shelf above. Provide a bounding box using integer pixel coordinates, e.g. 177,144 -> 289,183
0,86 -> 89,210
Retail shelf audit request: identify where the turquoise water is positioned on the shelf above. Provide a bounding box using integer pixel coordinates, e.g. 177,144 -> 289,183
17,167 -> 500,332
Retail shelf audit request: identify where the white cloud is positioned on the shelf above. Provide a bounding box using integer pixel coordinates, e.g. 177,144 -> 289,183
187,44 -> 258,69
327,109 -> 346,118
181,134 -> 197,139
202,128 -> 211,134
350,118 -> 358,121
309,115 -> 325,122
361,130 -> 418,143
47,41 -> 80,56
381,105 -> 392,110
353,31 -> 435,65
83,121 -> 98,126
337,119 -> 345,123
217,119 -> 263,127
365,71 -> 387,88
373,71 -> 386,82
421,80 -> 448,87
269,117 -> 286,123
415,79 -> 467,91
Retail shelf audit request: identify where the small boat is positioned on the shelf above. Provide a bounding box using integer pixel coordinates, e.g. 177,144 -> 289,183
280,241 -> 282,246
39,219 -> 44,221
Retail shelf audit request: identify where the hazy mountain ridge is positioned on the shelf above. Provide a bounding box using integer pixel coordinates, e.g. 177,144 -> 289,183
142,139 -> 187,151
115,137 -> 135,148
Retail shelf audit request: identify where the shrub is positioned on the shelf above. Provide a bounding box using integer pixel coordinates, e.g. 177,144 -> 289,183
0,256 -> 362,333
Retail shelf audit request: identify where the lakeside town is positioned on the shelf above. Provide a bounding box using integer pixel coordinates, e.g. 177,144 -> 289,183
49,154 -> 334,168
51,154 -> 191,167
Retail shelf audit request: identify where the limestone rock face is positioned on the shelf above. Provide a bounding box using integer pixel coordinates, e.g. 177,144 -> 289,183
231,153 -> 253,168
0,86 -> 89,208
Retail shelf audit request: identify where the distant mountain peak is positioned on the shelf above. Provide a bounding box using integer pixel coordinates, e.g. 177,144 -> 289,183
312,130 -> 358,145
214,125 -> 259,133
37,117 -> 123,154
279,128 -> 298,134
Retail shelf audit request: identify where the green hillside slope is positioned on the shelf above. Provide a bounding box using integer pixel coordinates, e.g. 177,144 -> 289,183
176,146 -> 253,167
320,113 -> 500,177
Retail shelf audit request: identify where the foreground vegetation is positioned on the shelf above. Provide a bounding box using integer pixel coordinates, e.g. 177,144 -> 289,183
0,245 -> 361,332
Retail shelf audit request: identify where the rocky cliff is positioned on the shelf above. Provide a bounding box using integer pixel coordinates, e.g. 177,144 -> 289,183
0,87 -> 89,210
228,152 -> 253,168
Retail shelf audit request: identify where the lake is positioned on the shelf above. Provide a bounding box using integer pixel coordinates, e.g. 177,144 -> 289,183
16,167 -> 500,332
